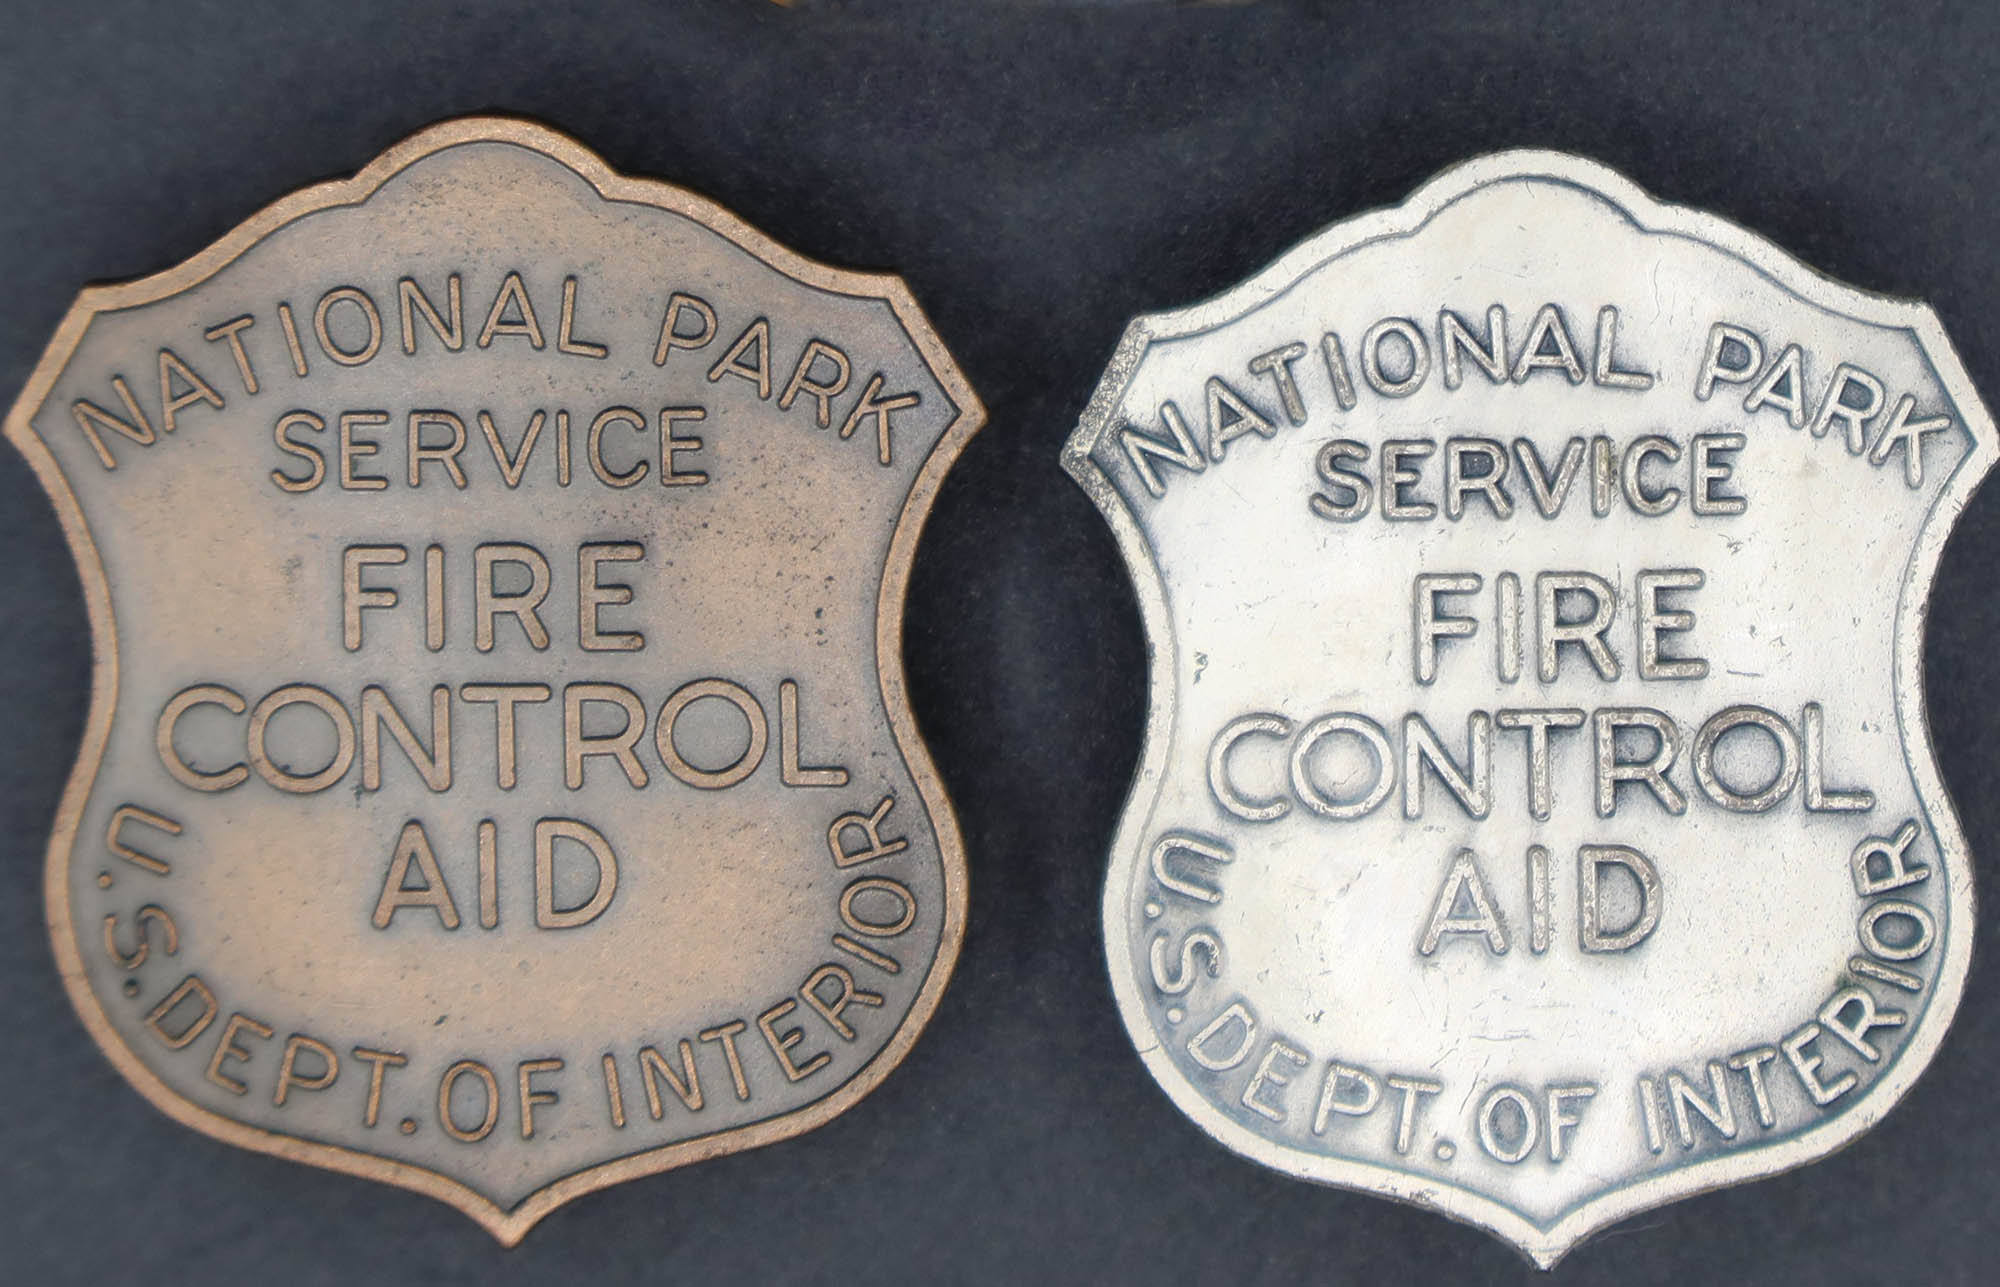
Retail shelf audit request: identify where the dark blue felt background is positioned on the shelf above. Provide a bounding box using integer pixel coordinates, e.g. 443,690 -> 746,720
2,2 -> 1996,1283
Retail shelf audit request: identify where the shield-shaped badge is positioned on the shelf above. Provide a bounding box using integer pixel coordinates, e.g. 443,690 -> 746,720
1064,152 -> 1991,1265
5,118 -> 979,1240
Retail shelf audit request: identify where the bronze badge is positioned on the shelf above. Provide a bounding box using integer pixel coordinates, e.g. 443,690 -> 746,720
4,118 -> 979,1240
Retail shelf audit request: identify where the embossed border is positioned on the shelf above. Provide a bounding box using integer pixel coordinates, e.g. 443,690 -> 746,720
1062,149 -> 1994,1268
3,116 -> 983,1245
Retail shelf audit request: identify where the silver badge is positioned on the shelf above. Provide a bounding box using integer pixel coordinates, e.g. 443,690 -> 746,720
1063,151 -> 1991,1265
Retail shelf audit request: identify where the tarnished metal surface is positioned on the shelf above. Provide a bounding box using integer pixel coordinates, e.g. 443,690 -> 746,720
1065,151 -> 1991,1266
3,117 -> 980,1241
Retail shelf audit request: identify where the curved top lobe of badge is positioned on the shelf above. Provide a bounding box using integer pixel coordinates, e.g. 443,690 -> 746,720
1064,152 -> 1992,1266
5,117 -> 980,1242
